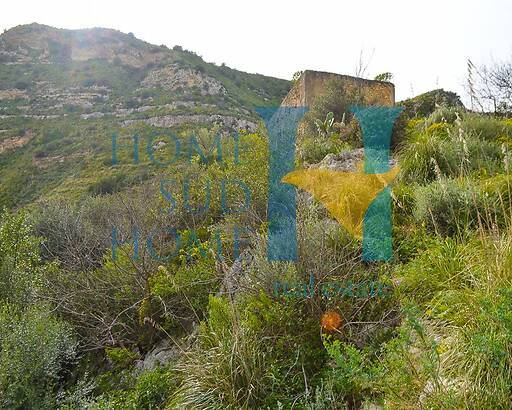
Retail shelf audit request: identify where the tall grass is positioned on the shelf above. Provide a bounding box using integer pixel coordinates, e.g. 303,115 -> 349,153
385,232 -> 512,408
398,130 -> 503,184
378,112 -> 512,407
169,296 -> 267,409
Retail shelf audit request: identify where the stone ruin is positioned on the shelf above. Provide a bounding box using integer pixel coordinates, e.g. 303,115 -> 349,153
281,70 -> 395,108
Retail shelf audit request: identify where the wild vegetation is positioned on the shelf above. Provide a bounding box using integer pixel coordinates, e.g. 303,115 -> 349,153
1,23 -> 512,410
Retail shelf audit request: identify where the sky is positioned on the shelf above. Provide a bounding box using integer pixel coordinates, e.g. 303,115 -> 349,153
1,0 -> 511,103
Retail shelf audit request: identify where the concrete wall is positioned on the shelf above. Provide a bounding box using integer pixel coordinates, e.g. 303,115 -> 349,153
281,70 -> 395,108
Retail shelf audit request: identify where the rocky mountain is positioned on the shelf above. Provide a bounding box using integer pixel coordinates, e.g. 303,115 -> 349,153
0,23 -> 290,207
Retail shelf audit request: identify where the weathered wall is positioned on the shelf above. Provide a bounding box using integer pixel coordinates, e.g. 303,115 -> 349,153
281,70 -> 395,108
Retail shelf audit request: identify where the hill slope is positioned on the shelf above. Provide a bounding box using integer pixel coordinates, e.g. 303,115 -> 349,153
0,23 -> 290,207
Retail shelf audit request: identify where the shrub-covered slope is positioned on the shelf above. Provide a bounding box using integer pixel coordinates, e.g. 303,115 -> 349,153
0,23 -> 290,207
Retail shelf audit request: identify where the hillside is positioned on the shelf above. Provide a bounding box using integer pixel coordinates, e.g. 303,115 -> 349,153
2,20 -> 512,410
0,23 -> 290,207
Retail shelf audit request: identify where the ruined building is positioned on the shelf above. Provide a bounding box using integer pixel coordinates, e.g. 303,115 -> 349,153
281,70 -> 395,108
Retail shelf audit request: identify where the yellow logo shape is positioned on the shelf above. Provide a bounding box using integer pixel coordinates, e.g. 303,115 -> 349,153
282,165 -> 399,239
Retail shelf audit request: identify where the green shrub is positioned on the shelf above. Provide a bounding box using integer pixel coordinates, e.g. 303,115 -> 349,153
133,367 -> 178,409
170,296 -> 268,409
296,382 -> 346,409
400,89 -> 464,118
148,246 -> 218,332
170,294 -> 325,409
105,347 -> 140,370
392,182 -> 415,222
42,245 -> 150,350
0,210 -> 44,306
461,113 -> 511,140
464,132 -> 504,176
392,223 -> 438,263
0,304 -> 77,410
178,132 -> 269,235
93,366 -> 177,410
481,174 -> 512,226
88,173 -> 127,196
57,376 -> 97,409
413,179 -> 484,236
378,308 -> 448,408
394,237 -> 471,306
425,122 -> 451,138
32,196 -> 118,271
413,176 -> 508,236
298,136 -> 349,165
321,338 -> 378,407
398,132 -> 459,183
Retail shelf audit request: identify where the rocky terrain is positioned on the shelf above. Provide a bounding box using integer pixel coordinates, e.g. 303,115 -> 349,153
0,23 -> 290,207
0,23 -> 289,126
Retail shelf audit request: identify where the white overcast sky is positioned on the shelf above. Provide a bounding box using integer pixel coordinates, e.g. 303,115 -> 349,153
1,0 -> 511,103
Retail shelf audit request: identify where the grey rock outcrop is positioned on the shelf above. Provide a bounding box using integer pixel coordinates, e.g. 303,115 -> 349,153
310,148 -> 396,172
141,64 -> 227,96
134,338 -> 183,373
122,114 -> 257,132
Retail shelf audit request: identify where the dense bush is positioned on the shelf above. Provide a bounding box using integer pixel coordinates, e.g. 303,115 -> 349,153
424,105 -> 464,126
32,196 -> 118,270
413,174 -> 512,237
146,238 -> 219,333
377,308 -> 449,408
298,136 -> 349,164
481,173 -> 512,210
171,293 -> 325,409
413,179 -> 484,236
320,338 -> 378,408
40,201 -> 219,350
88,173 -> 127,196
0,304 -> 77,410
399,132 -> 459,183
0,210 -> 45,305
92,366 -> 177,409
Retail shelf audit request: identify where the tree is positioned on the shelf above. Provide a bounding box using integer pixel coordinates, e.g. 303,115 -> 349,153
354,48 -> 374,78
374,72 -> 393,82
467,58 -> 512,114
292,70 -> 304,84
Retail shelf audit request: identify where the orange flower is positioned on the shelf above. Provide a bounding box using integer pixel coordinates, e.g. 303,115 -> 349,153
321,310 -> 342,332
